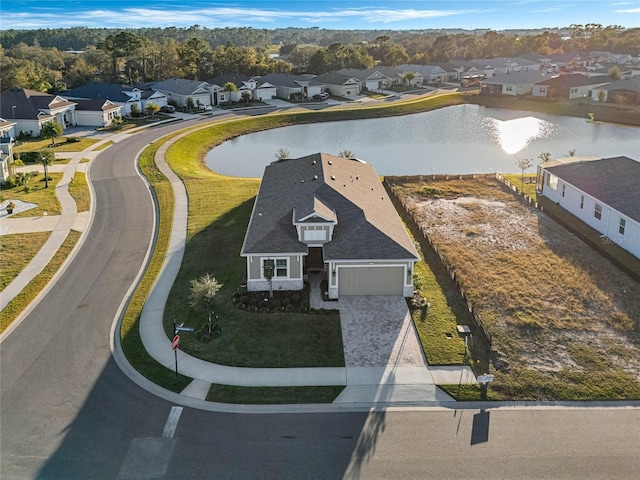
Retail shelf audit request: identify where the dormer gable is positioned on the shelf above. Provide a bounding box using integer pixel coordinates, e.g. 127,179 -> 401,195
293,196 -> 337,245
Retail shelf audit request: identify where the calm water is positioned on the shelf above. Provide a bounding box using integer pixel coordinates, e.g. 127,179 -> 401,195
206,104 -> 640,177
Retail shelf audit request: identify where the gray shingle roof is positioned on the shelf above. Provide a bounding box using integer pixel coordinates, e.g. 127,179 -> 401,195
536,73 -> 609,87
151,78 -> 211,95
258,73 -> 322,88
481,71 -> 546,85
545,156 -> 640,222
0,88 -> 73,120
63,83 -> 140,103
241,153 -> 419,261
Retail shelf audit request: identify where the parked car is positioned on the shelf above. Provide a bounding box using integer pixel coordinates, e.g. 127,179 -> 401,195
161,105 -> 176,113
312,93 -> 329,101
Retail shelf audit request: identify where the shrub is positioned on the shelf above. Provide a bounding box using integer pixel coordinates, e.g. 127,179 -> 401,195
282,298 -> 290,306
291,293 -> 301,305
66,136 -> 80,143
271,299 -> 281,308
239,295 -> 249,304
3,177 -> 16,188
248,297 -> 258,306
285,304 -> 296,312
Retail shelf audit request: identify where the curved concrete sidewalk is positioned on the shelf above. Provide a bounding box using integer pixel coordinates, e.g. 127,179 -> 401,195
138,124 -> 477,405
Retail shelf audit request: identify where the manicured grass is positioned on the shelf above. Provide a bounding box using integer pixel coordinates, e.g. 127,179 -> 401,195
0,232 -> 51,290
0,230 -> 80,333
206,384 -> 345,404
501,173 -> 537,199
68,172 -> 90,212
119,135 -> 193,394
5,173 -> 63,216
14,137 -> 99,153
93,141 -> 113,150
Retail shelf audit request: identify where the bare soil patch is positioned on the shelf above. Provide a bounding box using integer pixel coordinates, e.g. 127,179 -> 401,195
390,176 -> 640,399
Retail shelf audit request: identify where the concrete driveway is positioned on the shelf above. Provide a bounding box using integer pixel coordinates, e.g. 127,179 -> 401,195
335,296 -> 463,403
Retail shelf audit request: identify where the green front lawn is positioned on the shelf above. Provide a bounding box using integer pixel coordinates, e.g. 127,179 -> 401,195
5,173 -> 63,216
14,136 -> 99,153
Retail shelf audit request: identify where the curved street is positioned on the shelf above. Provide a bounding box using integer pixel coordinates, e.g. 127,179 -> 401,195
1,113 -> 639,479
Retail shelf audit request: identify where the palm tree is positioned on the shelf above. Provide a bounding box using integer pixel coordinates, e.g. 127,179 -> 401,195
338,149 -> 355,159
538,151 -> 551,163
274,147 -> 290,161
40,120 -> 63,147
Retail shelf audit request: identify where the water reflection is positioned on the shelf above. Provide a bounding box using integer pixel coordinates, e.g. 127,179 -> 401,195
206,105 -> 639,177
483,116 -> 558,154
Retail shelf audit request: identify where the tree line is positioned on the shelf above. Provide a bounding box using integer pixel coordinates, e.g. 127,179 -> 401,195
1,24 -> 637,93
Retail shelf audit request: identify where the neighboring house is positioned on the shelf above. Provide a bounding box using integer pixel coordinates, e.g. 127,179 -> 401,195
337,68 -> 395,91
0,118 -> 16,183
468,57 -> 540,75
312,72 -> 360,98
537,156 -> 640,260
150,78 -> 214,109
480,71 -> 546,96
208,74 -> 276,102
532,73 -> 610,100
73,99 -> 122,127
591,78 -> 640,104
241,153 -> 420,298
63,82 -> 166,116
397,64 -> 448,85
0,88 -> 77,137
258,73 -> 325,100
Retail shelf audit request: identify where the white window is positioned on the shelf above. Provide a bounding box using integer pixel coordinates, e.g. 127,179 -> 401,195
546,173 -> 558,190
619,218 -> 626,235
594,204 -> 602,220
263,258 -> 288,279
303,229 -> 326,241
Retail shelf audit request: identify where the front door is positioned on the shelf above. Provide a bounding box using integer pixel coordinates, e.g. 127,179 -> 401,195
306,247 -> 324,272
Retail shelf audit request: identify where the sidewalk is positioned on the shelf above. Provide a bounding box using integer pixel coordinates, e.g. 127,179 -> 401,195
136,122 -> 477,409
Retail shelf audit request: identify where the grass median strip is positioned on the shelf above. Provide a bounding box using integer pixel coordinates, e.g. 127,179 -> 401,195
0,232 -> 51,291
68,172 -> 90,212
0,230 -> 80,333
206,385 -> 345,404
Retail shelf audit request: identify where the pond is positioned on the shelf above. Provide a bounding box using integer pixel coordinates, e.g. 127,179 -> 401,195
206,104 -> 640,177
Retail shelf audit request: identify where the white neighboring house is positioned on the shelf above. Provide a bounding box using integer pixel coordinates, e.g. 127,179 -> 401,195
63,83 -> 166,117
74,99 -> 122,127
0,118 -> 16,183
537,156 -> 640,259
150,78 -> 214,109
258,73 -> 325,100
480,71 -> 546,96
208,74 -> 276,103
312,72 -> 360,98
0,88 -> 77,137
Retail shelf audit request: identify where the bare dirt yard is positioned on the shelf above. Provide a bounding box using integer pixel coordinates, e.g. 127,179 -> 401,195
389,176 -> 640,400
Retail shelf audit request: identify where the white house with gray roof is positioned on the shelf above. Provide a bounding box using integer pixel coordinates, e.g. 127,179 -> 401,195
480,71 -> 546,96
538,156 -> 640,259
240,153 -> 420,298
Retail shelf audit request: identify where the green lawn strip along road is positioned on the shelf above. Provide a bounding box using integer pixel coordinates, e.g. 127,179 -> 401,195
68,171 -> 90,212
0,232 -> 51,291
0,230 -> 80,333
14,136 -> 100,153
119,92 -> 482,402
119,136 -> 192,394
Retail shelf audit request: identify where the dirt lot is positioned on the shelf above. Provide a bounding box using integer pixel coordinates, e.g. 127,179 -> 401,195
389,176 -> 640,399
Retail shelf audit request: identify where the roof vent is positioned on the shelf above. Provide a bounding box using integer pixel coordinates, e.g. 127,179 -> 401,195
356,175 -> 360,180
301,179 -> 304,183
328,160 -> 332,165
313,175 -> 318,180
312,160 -> 317,165
331,175 -> 335,180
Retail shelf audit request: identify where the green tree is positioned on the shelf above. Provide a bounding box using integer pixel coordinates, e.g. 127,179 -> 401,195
189,274 -> 222,312
40,120 -> 63,147
145,102 -> 160,118
538,152 -> 551,163
338,149 -> 355,158
274,147 -> 290,161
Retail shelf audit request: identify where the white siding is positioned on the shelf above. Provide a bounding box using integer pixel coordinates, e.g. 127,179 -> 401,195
542,174 -> 640,259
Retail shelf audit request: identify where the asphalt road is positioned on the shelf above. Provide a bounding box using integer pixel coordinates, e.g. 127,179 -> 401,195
1,115 -> 639,479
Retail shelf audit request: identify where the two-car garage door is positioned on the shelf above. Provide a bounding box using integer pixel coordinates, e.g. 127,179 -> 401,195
338,266 -> 404,296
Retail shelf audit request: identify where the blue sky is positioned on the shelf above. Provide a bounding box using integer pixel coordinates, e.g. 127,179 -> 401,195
1,1 -> 639,31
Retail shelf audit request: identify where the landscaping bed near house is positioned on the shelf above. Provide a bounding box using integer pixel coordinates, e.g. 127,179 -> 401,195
388,175 -> 640,400
4,172 -> 63,216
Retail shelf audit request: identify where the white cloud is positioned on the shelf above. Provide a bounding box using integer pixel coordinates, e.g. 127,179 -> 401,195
1,6 -> 483,29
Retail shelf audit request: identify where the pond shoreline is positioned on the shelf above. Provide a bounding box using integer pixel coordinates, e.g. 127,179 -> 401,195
467,94 -> 640,127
